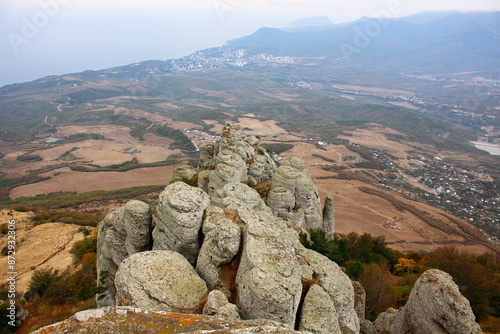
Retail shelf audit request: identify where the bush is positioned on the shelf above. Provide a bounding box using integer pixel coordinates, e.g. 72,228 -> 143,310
28,268 -> 61,296
70,236 -> 97,262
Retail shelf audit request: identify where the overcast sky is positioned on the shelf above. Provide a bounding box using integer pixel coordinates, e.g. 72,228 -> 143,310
1,0 -> 499,86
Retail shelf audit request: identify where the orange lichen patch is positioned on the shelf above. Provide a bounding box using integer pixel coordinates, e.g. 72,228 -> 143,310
166,312 -> 200,326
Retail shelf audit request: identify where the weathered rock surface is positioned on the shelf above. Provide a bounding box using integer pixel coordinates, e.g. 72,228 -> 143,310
211,182 -> 266,211
196,217 -> 241,291
391,269 -> 482,334
152,182 -> 210,265
97,200 -> 152,307
172,165 -> 197,183
203,290 -> 240,320
299,248 -> 360,334
235,204 -> 303,327
32,307 -> 307,333
115,251 -> 208,314
352,281 -> 366,323
299,284 -> 341,334
269,162 -> 322,231
360,319 -> 376,334
199,141 -> 217,170
322,194 -> 335,239
374,307 -> 399,334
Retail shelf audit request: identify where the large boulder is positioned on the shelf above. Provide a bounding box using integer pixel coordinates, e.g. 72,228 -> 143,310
196,217 -> 241,292
115,251 -> 208,314
374,308 -> 399,333
299,284 -> 341,334
270,162 -> 322,231
203,290 -> 240,320
211,182 -> 266,211
172,165 -> 197,183
299,248 -> 360,334
391,269 -> 482,334
199,141 -> 217,170
235,205 -> 303,327
152,182 -> 210,265
32,307 -> 307,333
96,200 -> 152,307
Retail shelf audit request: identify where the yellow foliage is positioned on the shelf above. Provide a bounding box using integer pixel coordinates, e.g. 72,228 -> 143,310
394,258 -> 418,275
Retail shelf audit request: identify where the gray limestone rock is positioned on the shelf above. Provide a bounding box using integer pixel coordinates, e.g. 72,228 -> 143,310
212,182 -> 266,211
172,165 -> 197,183
299,284 -> 342,334
199,141 -> 217,170
352,281 -> 366,322
391,269 -> 483,334
267,186 -> 296,219
197,218 -> 241,291
152,182 -> 210,265
198,169 -> 213,193
235,141 -> 255,162
202,206 -> 227,236
208,164 -> 242,196
115,251 -> 208,314
374,308 -> 399,334
123,200 -> 152,255
96,200 -> 153,307
32,306 -> 307,334
360,319 -> 376,334
235,205 -> 303,327
322,194 -> 335,239
281,157 -> 306,173
299,248 -> 360,334
203,290 -> 240,320
270,163 -> 322,231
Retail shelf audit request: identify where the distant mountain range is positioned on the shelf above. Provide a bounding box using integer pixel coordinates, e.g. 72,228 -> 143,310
226,11 -> 500,74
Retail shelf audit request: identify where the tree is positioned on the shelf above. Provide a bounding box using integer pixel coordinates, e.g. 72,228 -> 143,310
359,261 -> 395,320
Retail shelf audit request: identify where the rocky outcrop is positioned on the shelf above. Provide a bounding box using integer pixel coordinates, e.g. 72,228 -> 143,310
152,182 -> 210,265
199,124 -> 276,188
299,284 -> 341,334
203,290 -> 240,320
322,194 -> 335,239
196,217 -> 241,292
32,307 -> 307,333
172,165 -> 197,183
211,182 -> 266,211
235,204 -> 303,327
96,200 -> 152,307
390,269 -> 482,334
115,251 -> 208,314
269,161 -> 322,231
299,248 -> 360,334
374,307 -> 399,333
352,281 -> 376,334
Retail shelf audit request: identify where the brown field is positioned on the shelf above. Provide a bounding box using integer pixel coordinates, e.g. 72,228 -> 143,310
338,125 -> 417,159
337,84 -> 415,97
9,165 -> 178,198
167,121 -> 203,130
204,120 -> 225,134
340,94 -> 356,100
114,107 -> 173,124
54,125 -> 139,143
279,142 -> 494,255
258,89 -> 300,102
0,210 -> 93,293
237,117 -> 302,141
388,101 -> 420,110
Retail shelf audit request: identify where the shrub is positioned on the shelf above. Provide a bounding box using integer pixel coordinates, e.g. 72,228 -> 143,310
70,236 -> 97,262
28,268 -> 61,296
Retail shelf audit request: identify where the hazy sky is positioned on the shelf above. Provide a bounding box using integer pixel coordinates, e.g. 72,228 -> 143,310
1,0 -> 499,86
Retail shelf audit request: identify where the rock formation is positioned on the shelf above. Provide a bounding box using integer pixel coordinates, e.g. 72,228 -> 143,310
299,284 -> 341,334
88,124 -> 483,334
322,194 -> 335,239
96,200 -> 152,307
203,290 -> 240,320
152,181 -> 210,265
268,161 -> 322,231
172,164 -> 197,183
390,269 -> 483,334
115,251 -> 208,314
32,307 -> 305,333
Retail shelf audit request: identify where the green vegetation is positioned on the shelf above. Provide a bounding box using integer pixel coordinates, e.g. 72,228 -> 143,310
64,133 -> 104,142
16,154 -> 42,162
0,185 -> 165,210
70,236 -> 97,262
0,173 -> 50,199
28,268 -> 62,297
260,143 -> 294,155
153,125 -> 196,151
33,210 -> 100,227
301,230 -> 500,322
